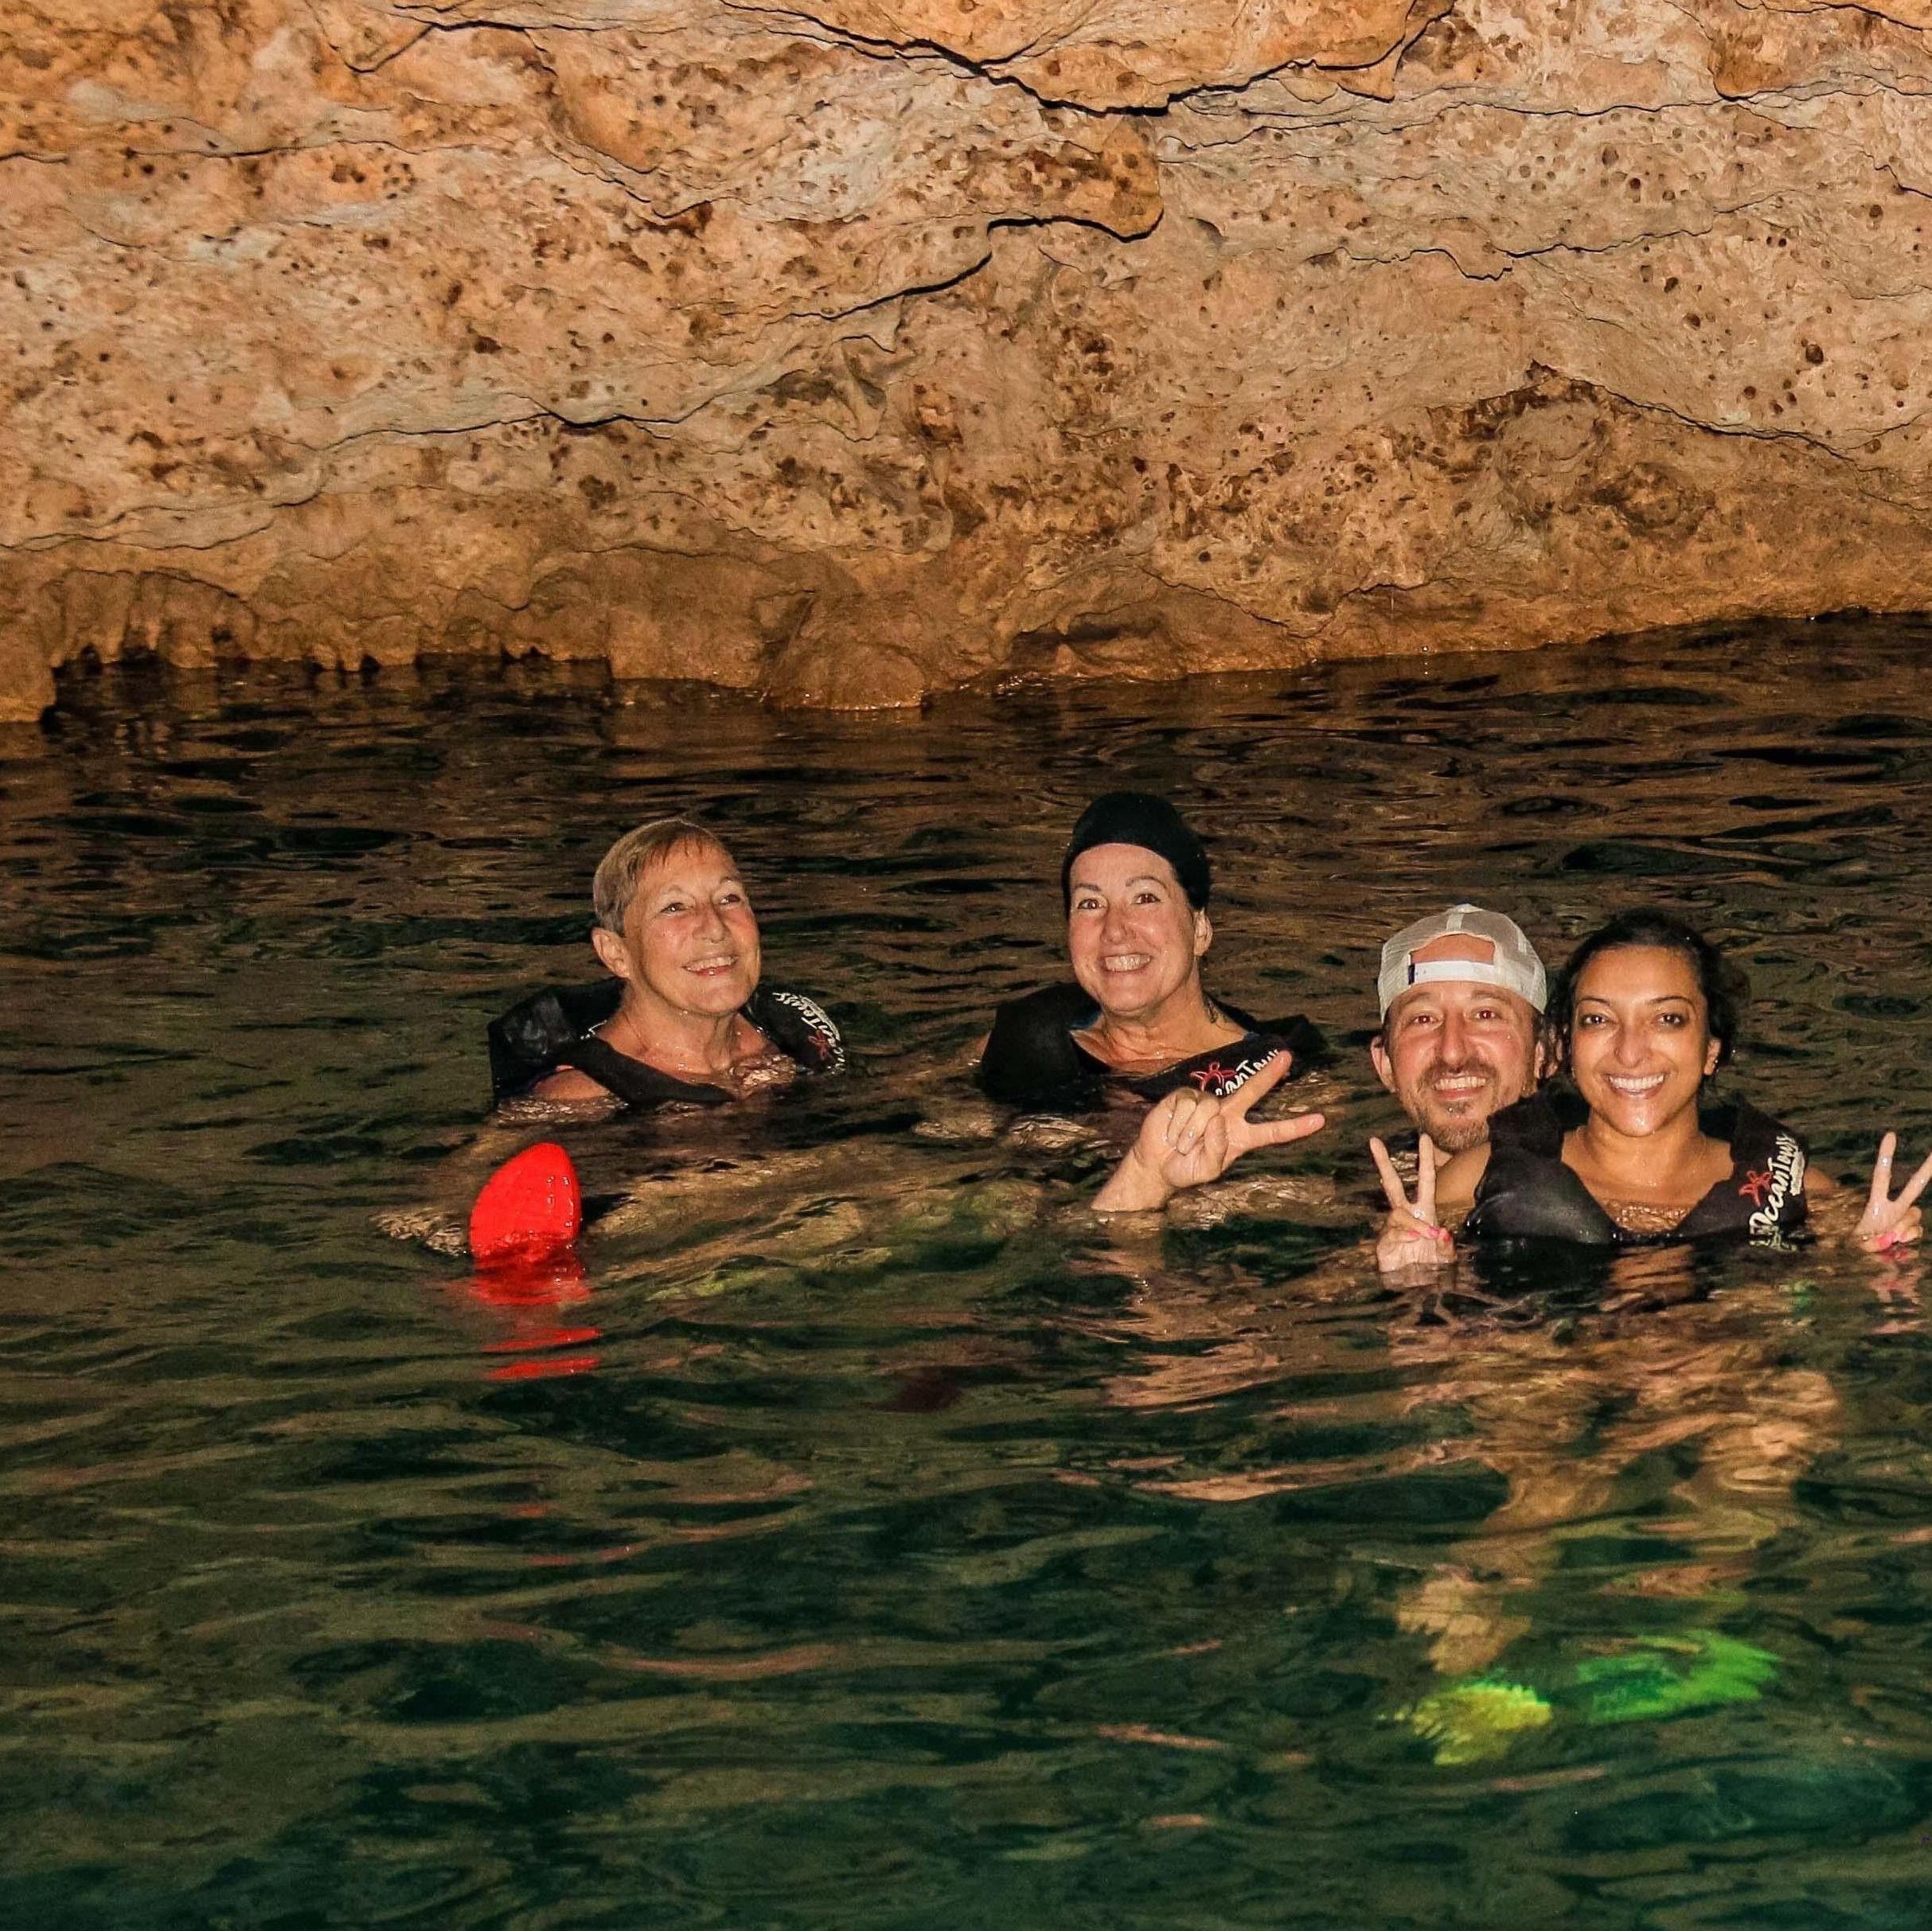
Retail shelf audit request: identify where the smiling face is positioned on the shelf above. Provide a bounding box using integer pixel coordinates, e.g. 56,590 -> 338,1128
1371,934 -> 1543,1152
591,836 -> 761,1021
1065,842 -> 1211,1026
1566,943 -> 1720,1139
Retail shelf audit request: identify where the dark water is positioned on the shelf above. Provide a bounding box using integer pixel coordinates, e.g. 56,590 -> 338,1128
8,620 -> 1932,1929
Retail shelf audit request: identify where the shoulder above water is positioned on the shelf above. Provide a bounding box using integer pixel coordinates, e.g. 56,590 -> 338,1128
975,981 -> 1327,1114
487,979 -> 844,1111
1462,1088 -> 1809,1248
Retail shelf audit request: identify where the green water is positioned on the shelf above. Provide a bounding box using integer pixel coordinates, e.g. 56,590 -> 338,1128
7,622 -> 1932,1927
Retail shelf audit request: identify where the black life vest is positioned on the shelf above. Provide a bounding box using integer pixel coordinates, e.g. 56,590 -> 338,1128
974,981 -> 1327,1114
1465,1088 -> 1809,1248
487,979 -> 845,1110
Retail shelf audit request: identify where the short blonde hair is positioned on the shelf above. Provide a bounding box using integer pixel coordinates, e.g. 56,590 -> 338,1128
591,817 -> 732,934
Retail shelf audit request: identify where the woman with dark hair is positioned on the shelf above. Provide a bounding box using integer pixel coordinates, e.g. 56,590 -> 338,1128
1378,908 -> 1927,1254
974,790 -> 1325,1116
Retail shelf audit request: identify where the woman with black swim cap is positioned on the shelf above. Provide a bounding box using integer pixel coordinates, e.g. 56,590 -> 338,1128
1375,908 -> 1928,1257
975,790 -> 1325,1118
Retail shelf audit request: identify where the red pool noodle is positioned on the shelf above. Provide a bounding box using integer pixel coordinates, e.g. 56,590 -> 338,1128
468,1141 -> 584,1264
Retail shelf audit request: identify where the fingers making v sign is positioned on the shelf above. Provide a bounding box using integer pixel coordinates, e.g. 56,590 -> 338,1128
1369,1132 -> 1455,1274
1856,1132 -> 1932,1252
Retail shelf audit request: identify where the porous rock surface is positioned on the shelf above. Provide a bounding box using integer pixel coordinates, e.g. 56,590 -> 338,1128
6,0 -> 1932,717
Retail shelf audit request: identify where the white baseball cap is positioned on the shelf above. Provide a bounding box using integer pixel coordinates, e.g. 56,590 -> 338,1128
1377,903 -> 1547,1020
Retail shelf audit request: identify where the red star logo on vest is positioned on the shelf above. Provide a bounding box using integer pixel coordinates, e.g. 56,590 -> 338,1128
1739,1168 -> 1774,1205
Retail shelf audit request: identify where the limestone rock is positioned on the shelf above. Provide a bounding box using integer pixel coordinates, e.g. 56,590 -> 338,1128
5,0 -> 1932,717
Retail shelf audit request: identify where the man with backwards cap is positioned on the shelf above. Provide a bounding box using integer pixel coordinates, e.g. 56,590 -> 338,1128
1095,903 -> 1547,1254
1369,905 -> 1546,1154
1364,905 -> 1547,1270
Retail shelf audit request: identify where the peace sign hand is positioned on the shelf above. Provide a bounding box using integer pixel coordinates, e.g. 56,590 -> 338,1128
1093,1052 -> 1326,1214
1856,1133 -> 1932,1252
1370,1133 -> 1455,1274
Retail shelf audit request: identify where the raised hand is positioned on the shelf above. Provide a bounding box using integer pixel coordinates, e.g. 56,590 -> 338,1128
1856,1132 -> 1932,1252
1093,1052 -> 1325,1213
1370,1133 -> 1455,1274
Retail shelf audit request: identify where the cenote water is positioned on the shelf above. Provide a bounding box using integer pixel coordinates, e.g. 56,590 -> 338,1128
11,618 -> 1932,1929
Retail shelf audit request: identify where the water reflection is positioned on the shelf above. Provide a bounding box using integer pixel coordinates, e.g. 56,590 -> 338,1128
453,1254 -> 602,1383
9,622 -> 1932,1925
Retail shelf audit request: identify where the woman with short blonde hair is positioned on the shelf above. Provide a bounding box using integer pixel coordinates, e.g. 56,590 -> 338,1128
488,817 -> 843,1108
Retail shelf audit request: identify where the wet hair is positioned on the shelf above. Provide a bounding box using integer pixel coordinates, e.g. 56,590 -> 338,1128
1060,791 -> 1212,911
591,817 -> 733,934
1547,908 -> 1748,1073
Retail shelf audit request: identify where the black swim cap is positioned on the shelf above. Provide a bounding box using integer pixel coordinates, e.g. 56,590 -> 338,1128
1060,791 -> 1212,911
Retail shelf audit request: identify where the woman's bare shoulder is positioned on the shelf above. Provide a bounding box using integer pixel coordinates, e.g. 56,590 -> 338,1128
1434,1142 -> 1490,1211
529,1067 -> 615,1104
